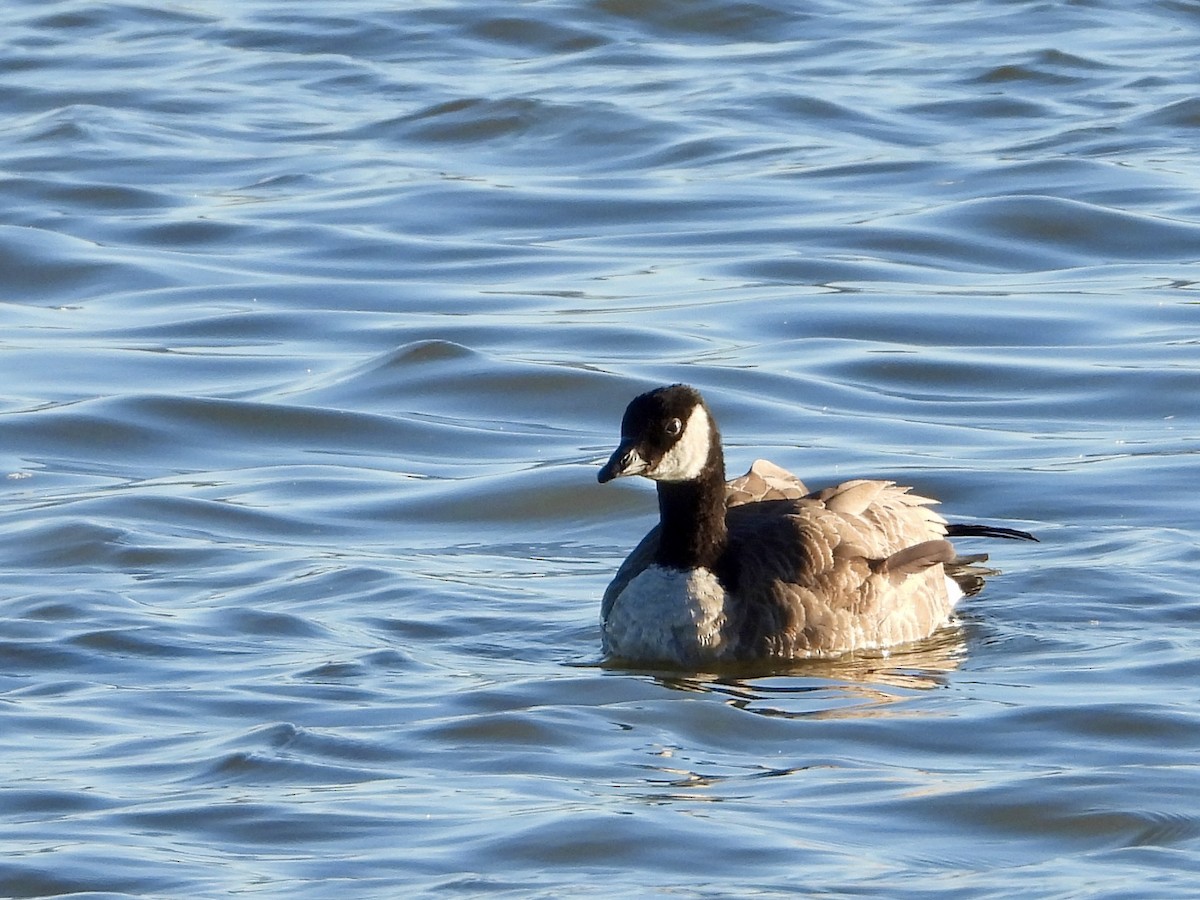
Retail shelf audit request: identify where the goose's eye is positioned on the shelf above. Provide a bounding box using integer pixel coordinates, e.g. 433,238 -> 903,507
664,417 -> 682,437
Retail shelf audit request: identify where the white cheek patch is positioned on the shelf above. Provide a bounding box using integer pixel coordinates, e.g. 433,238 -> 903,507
650,405 -> 711,482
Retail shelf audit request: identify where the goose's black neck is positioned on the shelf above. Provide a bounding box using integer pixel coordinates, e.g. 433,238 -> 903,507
654,451 -> 728,572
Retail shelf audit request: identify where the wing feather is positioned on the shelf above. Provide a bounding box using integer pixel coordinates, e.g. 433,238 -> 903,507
722,480 -> 956,657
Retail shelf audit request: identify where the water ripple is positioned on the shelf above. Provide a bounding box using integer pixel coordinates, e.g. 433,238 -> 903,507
4,0 -> 1200,896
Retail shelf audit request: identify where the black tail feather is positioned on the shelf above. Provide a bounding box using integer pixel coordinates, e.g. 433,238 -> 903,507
946,523 -> 1039,542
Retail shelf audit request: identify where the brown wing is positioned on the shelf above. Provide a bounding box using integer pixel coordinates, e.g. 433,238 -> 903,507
726,459 -> 808,506
722,481 -> 956,658
601,460 -> 808,619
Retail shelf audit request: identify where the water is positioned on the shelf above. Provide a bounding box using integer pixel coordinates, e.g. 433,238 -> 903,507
2,0 -> 1199,895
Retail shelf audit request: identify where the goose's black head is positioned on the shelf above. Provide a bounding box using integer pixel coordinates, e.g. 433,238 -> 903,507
598,384 -> 723,485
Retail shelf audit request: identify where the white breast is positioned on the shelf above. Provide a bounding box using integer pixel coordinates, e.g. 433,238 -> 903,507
601,565 -> 730,665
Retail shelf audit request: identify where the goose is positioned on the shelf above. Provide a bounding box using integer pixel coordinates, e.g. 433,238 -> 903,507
597,384 -> 1036,666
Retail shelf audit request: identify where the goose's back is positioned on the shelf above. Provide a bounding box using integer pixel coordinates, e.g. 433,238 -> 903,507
721,482 -> 955,657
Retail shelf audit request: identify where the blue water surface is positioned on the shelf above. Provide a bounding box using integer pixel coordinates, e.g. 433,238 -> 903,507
2,1 -> 1200,896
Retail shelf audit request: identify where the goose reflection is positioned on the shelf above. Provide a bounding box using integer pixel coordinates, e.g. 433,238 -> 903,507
606,621 -> 968,721
603,626 -> 969,804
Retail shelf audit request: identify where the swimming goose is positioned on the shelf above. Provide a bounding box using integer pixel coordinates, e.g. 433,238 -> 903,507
597,384 -> 1036,666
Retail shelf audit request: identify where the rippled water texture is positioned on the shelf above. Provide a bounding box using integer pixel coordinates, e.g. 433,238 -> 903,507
3,1 -> 1200,896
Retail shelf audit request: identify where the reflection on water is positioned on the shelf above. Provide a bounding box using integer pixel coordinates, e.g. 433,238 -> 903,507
628,746 -> 813,803
616,631 -> 970,804
627,625 -> 967,720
